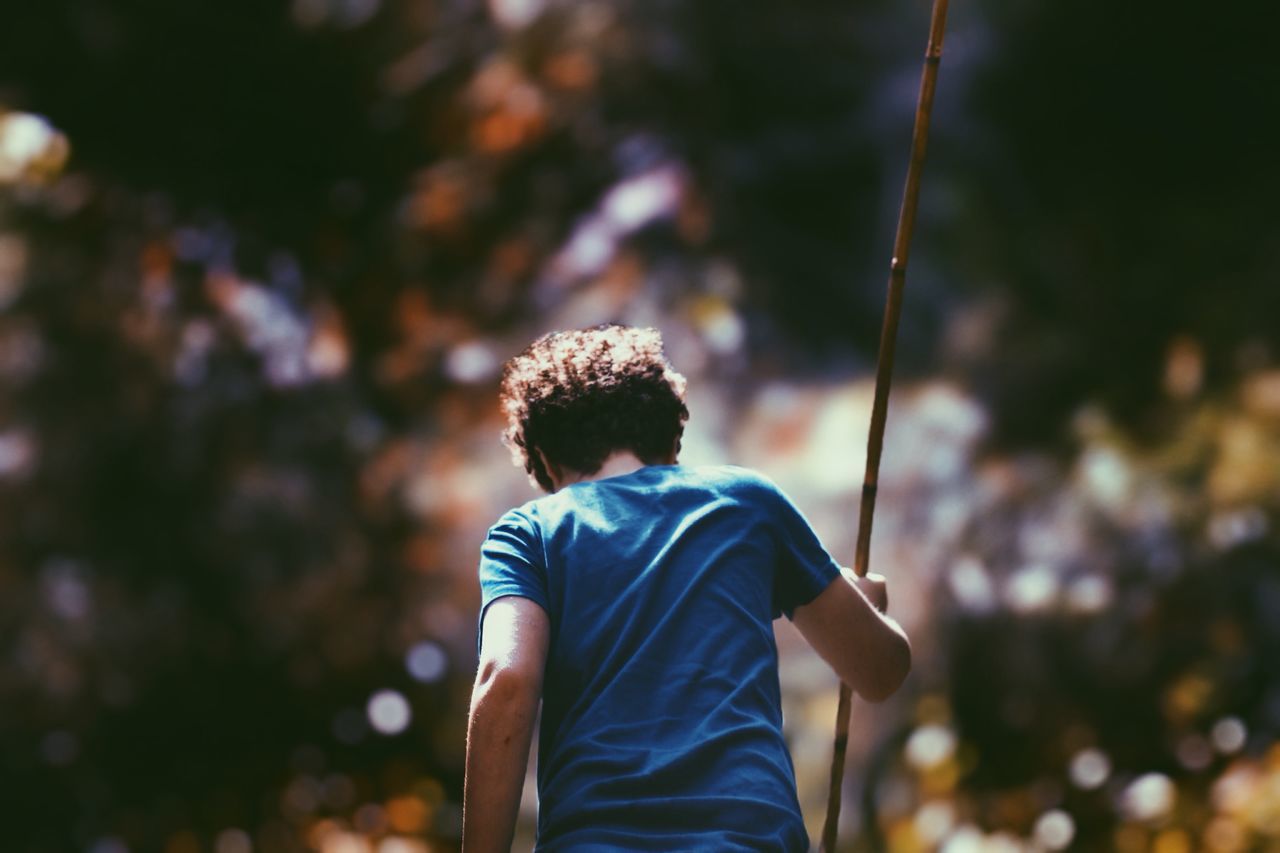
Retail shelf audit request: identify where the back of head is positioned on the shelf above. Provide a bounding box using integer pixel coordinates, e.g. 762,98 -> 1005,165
499,325 -> 689,492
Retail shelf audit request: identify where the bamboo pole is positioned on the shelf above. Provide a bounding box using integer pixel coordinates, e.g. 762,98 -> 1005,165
820,0 -> 950,849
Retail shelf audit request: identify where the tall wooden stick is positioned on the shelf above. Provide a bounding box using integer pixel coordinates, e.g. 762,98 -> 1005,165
820,0 -> 950,849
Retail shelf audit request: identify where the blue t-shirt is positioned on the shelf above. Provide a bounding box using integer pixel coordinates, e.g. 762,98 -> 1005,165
477,464 -> 842,851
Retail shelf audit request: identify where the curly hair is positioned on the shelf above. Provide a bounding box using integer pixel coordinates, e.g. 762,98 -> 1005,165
499,325 -> 689,492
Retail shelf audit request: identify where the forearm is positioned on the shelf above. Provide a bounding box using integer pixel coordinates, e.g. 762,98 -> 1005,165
845,569 -> 912,699
858,610 -> 911,701
463,673 -> 541,853
794,570 -> 912,702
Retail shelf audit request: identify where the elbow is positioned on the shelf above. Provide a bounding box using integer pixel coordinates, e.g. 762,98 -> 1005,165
859,631 -> 912,704
473,658 -> 543,706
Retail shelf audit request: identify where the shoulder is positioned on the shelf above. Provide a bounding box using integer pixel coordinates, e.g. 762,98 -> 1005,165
676,464 -> 787,502
488,501 -> 534,529
484,500 -> 545,547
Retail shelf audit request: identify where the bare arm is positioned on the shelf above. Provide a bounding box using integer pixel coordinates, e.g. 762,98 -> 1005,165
791,569 -> 911,702
463,596 -> 550,853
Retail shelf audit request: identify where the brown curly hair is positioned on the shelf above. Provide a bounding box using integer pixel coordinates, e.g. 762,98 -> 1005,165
499,325 -> 689,492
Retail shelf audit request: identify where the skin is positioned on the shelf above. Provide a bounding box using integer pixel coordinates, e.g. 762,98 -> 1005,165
464,596 -> 549,853
462,449 -> 911,852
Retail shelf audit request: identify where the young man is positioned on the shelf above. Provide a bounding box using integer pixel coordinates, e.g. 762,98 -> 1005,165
464,325 -> 911,851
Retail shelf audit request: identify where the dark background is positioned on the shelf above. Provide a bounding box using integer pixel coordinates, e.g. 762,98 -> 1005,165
1,0 -> 1278,849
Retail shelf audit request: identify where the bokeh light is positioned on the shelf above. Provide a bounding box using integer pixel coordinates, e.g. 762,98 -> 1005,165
406,641 -> 449,684
1033,810 -> 1075,850
1070,748 -> 1112,790
367,690 -> 413,736
1120,773 -> 1177,823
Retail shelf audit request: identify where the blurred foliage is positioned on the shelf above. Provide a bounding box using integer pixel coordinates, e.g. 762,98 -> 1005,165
1,0 -> 1278,851
868,381 -> 1280,851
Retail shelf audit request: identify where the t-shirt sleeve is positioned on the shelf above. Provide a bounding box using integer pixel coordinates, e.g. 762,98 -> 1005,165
476,507 -> 549,655
756,474 -> 844,620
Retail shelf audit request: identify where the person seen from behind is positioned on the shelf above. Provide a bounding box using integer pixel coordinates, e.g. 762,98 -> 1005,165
464,324 -> 911,851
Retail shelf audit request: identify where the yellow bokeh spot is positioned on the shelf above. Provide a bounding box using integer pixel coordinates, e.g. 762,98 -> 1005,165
385,795 -> 431,834
1114,823 -> 1148,853
920,760 -> 960,796
885,816 -> 926,853
1153,828 -> 1192,853
1203,816 -> 1247,852
1163,672 -> 1214,723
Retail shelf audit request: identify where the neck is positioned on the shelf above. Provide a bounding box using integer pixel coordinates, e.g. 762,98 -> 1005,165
556,450 -> 664,490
